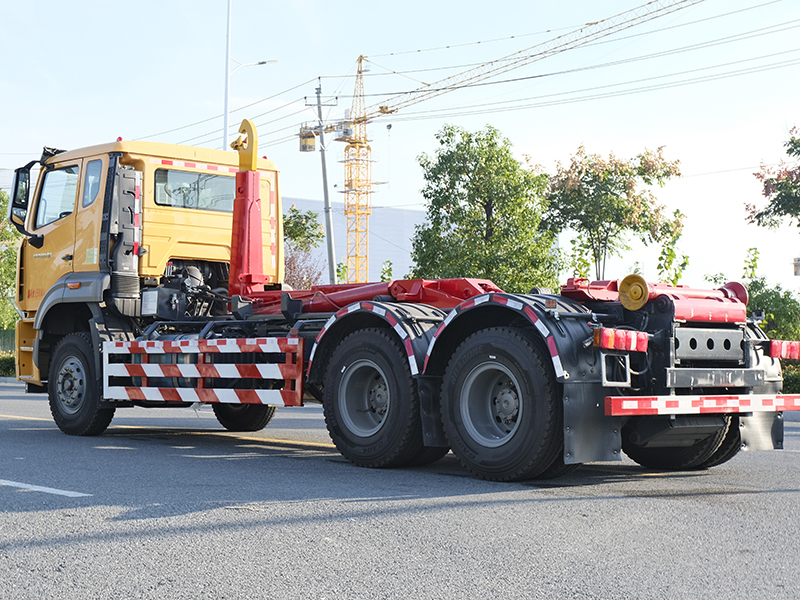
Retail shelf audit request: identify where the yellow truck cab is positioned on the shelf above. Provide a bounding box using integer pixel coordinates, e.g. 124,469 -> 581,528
8,141 -> 283,391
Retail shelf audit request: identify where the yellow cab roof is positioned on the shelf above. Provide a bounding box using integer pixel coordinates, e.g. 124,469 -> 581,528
44,140 -> 279,172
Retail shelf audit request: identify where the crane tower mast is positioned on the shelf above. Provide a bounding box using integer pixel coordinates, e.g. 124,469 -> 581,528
342,57 -> 371,283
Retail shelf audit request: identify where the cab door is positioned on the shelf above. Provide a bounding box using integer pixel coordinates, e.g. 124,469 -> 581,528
73,156 -> 107,273
18,159 -> 83,313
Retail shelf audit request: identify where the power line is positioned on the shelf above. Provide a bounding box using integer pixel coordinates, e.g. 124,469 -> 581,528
337,18 -> 800,100
383,57 -> 800,123
382,48 -> 800,119
366,0 -> 783,59
317,0 -> 784,84
134,78 -> 317,142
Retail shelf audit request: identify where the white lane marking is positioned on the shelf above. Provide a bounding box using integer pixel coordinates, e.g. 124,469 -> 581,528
0,478 -> 92,498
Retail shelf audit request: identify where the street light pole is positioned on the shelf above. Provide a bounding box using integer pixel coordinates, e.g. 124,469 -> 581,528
222,0 -> 275,150
223,0 -> 232,150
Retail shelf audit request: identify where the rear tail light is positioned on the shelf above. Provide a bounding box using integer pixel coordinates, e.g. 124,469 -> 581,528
768,340 -> 800,359
593,327 -> 649,352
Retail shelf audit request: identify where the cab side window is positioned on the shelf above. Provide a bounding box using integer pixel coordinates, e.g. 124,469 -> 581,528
82,160 -> 103,208
34,165 -> 80,229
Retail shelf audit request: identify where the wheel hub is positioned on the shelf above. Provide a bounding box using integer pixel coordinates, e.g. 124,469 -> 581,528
339,359 -> 391,437
461,361 -> 524,448
56,358 -> 86,414
493,384 -> 519,425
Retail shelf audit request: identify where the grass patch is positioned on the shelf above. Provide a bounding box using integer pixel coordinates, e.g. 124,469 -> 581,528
0,351 -> 14,378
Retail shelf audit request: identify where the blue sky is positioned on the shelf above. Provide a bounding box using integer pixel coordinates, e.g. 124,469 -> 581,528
1,0 -> 798,287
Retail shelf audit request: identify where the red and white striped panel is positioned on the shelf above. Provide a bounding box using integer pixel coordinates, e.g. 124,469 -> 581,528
110,387 -> 296,405
105,362 -> 299,380
107,337 -> 298,354
605,394 -> 800,416
150,158 -> 239,173
103,337 -> 303,406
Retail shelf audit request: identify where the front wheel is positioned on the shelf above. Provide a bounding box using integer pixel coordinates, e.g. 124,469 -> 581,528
323,328 -> 426,468
441,327 -> 562,481
48,332 -> 114,436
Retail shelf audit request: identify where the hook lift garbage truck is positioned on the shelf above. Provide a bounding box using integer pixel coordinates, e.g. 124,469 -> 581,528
7,120 -> 800,481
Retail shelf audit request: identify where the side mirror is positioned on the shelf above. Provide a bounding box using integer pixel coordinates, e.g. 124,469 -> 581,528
8,161 -> 35,235
7,160 -> 43,248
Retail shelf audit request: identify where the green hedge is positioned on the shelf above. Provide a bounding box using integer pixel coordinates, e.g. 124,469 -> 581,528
0,351 -> 14,378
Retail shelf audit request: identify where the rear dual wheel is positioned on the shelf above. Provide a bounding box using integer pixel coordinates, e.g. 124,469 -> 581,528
440,327 -> 568,482
621,416 -> 731,471
323,328 -> 446,468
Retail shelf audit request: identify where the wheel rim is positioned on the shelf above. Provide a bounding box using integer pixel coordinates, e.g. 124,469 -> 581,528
460,361 -> 523,448
338,359 -> 390,437
54,356 -> 87,415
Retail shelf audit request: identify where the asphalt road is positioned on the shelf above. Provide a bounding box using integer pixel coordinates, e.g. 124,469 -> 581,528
2,378 -> 800,599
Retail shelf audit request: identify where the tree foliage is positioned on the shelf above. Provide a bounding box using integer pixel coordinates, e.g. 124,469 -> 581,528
748,127 -> 800,229
283,205 -> 325,252
1,191 -> 23,329
546,146 -> 682,280
410,125 -> 559,292
283,205 -> 325,289
656,209 -> 689,286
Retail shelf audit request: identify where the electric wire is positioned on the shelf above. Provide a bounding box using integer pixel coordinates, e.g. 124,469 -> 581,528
146,3 -> 792,150
376,48 -> 800,119
319,0 -> 783,82
367,0 -> 782,58
258,47 -> 798,147
134,78 -> 317,141
340,19 -> 800,100
381,57 -> 800,123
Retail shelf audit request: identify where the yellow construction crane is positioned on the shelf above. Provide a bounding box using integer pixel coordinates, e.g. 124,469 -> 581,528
340,0 -> 705,282
341,57 -> 371,283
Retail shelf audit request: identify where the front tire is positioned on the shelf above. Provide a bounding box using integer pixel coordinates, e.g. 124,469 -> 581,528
323,328 -> 426,468
48,332 -> 114,436
212,404 -> 276,431
441,327 -> 561,481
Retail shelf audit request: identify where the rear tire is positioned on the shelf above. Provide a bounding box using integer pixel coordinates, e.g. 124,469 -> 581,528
48,332 -> 114,436
212,404 -> 276,432
534,451 -> 582,480
323,328 -> 425,468
622,417 -> 730,470
440,327 -> 561,481
692,416 -> 741,469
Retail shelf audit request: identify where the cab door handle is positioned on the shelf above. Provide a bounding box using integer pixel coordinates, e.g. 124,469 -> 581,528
61,254 -> 73,261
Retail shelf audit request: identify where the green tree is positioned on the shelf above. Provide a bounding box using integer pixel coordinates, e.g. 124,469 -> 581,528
546,146 -> 682,280
283,205 -> 325,289
1,190 -> 23,329
283,205 -> 324,252
410,124 -> 559,292
380,260 -> 393,282
656,209 -> 689,285
748,127 -> 800,229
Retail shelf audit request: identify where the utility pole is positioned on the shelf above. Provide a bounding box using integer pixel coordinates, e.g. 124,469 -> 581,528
305,86 -> 338,284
